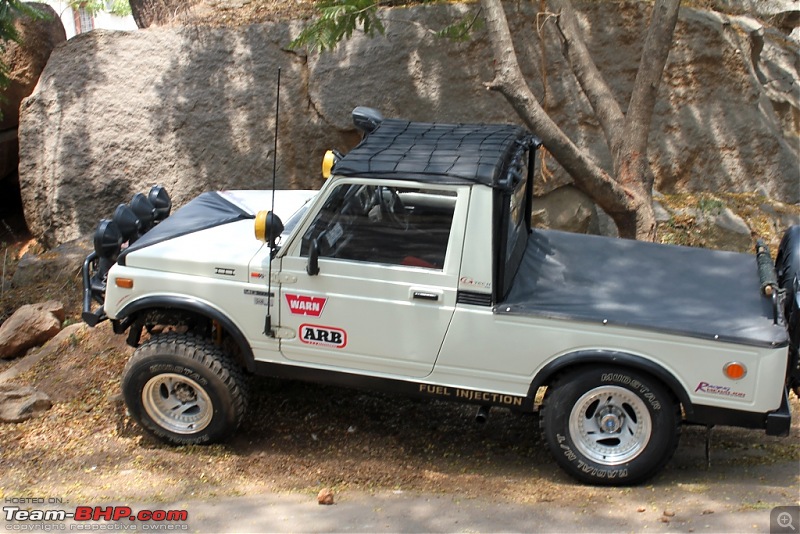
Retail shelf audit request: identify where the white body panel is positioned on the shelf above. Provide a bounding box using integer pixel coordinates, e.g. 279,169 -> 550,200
273,179 -> 470,377
105,183 -> 790,419
430,308 -> 787,414
123,219 -> 262,282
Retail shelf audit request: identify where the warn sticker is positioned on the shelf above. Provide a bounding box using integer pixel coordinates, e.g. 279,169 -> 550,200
299,324 -> 347,348
286,294 -> 327,317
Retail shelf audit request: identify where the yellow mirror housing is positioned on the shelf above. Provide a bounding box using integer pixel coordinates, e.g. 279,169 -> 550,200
322,150 -> 337,179
254,210 -> 268,242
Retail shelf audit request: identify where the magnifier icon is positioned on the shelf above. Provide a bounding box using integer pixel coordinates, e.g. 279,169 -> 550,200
778,512 -> 796,531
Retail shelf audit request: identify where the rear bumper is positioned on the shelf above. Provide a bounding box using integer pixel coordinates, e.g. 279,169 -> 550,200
688,387 -> 792,436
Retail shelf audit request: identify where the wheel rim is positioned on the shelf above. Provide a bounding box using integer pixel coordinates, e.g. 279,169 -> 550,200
568,385 -> 652,466
141,373 -> 213,434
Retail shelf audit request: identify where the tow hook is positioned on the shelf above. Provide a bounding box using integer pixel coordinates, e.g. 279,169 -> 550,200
475,405 -> 490,424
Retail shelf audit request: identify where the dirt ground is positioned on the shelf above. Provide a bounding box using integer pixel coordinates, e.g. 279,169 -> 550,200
0,320 -> 798,531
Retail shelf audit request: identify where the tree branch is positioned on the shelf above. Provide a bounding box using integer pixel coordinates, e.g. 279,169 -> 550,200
481,0 -> 635,217
623,0 -> 680,164
550,0 -> 626,157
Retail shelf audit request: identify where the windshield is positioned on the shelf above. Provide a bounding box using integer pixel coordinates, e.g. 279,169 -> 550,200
301,183 -> 457,270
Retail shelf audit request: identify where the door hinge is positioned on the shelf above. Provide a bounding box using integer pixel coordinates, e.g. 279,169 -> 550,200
272,326 -> 296,339
271,272 -> 297,284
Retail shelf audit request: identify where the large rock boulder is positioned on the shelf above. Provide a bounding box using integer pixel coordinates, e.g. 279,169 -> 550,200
532,186 -> 596,234
20,24 -> 347,248
0,301 -> 65,359
0,3 -> 65,130
19,3 -> 799,247
0,3 -> 65,188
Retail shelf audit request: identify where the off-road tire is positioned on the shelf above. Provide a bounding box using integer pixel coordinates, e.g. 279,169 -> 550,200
776,226 -> 800,292
121,333 -> 249,445
776,225 -> 800,393
540,366 -> 680,486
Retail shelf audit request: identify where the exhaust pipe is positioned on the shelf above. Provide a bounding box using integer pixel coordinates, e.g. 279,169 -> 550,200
475,405 -> 490,424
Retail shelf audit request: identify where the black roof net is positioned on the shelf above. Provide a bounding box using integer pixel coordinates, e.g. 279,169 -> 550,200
332,118 -> 538,188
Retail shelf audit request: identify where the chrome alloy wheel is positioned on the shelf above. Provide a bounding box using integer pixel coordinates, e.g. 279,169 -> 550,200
568,385 -> 652,465
141,373 -> 213,434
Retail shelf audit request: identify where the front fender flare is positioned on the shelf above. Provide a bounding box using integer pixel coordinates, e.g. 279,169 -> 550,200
526,350 -> 694,418
115,295 -> 257,372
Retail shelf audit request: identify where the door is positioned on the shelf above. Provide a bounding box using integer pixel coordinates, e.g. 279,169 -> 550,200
276,180 -> 468,378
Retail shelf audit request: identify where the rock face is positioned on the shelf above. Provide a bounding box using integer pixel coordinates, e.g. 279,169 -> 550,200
0,301 -> 65,359
11,237 -> 91,288
532,186 -> 596,235
0,3 -> 65,193
19,3 -> 800,247
0,3 -> 65,130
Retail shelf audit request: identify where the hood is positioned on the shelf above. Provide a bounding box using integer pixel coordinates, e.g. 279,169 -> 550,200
118,190 -> 317,281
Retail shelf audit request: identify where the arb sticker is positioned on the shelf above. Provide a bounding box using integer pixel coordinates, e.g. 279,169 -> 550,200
286,293 -> 327,317
299,324 -> 347,348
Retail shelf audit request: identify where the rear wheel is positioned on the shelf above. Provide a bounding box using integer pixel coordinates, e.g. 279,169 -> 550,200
776,225 -> 800,393
122,333 -> 249,445
540,366 -> 680,485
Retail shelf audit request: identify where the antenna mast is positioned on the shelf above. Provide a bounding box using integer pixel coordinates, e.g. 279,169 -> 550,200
265,67 -> 281,337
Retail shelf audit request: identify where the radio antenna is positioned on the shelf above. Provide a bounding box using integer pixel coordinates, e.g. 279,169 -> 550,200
265,67 -> 281,337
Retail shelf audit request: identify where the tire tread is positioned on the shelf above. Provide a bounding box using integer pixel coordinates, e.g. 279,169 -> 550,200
122,333 -> 249,443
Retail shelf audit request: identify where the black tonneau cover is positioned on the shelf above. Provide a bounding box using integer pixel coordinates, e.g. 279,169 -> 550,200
500,229 -> 789,348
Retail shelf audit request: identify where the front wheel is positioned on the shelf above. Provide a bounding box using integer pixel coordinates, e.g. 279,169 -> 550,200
540,366 -> 680,485
121,333 -> 249,445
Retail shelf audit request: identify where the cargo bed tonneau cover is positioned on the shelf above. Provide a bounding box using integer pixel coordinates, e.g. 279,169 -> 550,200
499,229 -> 789,348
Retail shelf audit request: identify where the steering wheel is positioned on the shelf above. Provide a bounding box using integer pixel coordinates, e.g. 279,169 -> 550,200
377,186 -> 409,230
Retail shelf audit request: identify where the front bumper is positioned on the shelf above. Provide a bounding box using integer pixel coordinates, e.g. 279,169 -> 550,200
81,251 -> 107,327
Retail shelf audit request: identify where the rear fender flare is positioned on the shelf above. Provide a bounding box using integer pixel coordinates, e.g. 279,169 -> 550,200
526,350 -> 694,418
115,296 -> 256,372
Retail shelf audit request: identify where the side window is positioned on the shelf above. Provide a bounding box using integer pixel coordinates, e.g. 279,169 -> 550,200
301,184 -> 456,269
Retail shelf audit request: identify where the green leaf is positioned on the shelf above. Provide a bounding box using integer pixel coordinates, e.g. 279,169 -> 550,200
109,0 -> 133,17
290,0 -> 386,52
0,1 -> 51,93
435,9 -> 483,42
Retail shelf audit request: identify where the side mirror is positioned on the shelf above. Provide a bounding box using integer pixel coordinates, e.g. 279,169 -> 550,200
307,239 -> 320,276
254,211 -> 285,249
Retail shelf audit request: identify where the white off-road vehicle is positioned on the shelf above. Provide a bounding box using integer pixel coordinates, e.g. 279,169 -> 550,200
82,108 -> 799,485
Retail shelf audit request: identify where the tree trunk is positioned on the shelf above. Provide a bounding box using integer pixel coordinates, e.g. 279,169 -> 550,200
128,0 -> 152,28
481,0 -> 680,241
128,0 -> 198,28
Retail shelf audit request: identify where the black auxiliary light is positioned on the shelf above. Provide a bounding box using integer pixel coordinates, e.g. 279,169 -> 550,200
130,192 -> 157,234
148,185 -> 172,223
82,185 -> 173,327
113,203 -> 141,244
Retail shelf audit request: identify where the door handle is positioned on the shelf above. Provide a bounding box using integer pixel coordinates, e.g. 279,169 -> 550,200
412,291 -> 439,301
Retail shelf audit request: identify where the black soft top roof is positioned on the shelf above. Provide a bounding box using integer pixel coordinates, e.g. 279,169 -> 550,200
332,118 -> 539,188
